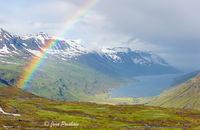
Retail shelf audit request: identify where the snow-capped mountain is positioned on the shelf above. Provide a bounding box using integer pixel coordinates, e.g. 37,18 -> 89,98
76,47 -> 179,76
0,28 -> 179,76
0,28 -> 88,59
100,47 -> 169,66
0,28 -> 23,55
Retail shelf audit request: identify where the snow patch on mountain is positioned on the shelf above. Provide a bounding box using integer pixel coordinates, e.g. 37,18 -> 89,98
101,48 -> 122,62
0,45 -> 11,53
132,58 -> 145,64
26,49 -> 42,57
0,107 -> 20,116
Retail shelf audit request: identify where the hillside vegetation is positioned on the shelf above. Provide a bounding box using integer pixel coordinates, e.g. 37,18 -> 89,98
1,87 -> 200,129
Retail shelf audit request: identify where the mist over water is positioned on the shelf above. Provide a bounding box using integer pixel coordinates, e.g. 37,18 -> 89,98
109,73 -> 183,98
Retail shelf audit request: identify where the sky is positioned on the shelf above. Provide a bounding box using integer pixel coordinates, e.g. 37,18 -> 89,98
0,0 -> 199,71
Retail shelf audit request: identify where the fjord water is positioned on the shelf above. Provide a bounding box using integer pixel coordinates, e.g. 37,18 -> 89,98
110,74 -> 183,98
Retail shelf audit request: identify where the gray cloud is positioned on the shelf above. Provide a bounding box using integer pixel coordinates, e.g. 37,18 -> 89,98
0,0 -> 199,71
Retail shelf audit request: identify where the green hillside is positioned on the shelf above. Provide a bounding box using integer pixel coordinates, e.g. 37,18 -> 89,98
1,86 -> 200,129
0,57 -> 135,104
148,73 -> 200,110
29,58 -> 133,101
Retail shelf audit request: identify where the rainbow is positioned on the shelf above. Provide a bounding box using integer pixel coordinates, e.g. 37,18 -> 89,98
17,0 -> 100,89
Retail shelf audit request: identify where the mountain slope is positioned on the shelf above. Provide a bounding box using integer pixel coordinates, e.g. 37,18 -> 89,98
78,47 -> 179,77
148,73 -> 200,110
1,86 -> 200,129
0,55 -> 132,102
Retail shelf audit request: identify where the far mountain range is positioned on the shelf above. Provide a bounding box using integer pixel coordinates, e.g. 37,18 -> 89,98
0,28 -> 179,77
